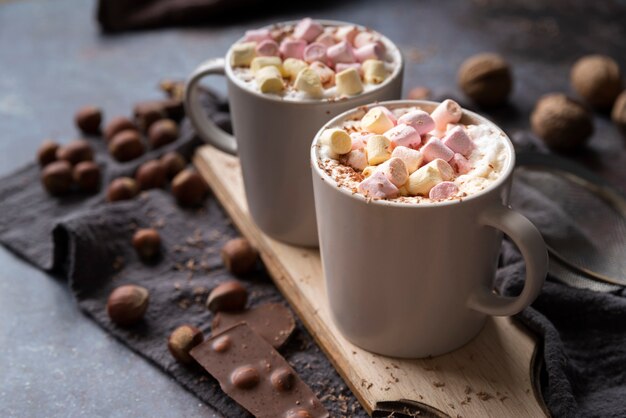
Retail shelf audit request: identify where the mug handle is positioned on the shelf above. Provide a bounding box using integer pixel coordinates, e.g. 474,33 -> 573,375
184,58 -> 237,155
467,205 -> 548,316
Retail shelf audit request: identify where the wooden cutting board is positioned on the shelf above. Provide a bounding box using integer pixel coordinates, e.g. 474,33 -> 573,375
194,145 -> 549,418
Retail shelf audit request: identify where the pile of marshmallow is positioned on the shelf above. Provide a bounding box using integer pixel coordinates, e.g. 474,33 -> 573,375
320,100 -> 475,201
230,18 -> 390,98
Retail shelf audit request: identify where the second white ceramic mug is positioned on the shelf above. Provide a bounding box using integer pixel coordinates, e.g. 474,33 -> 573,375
311,100 -> 548,358
185,20 -> 404,247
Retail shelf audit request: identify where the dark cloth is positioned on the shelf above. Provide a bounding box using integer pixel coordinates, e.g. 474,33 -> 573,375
1,88 -> 625,417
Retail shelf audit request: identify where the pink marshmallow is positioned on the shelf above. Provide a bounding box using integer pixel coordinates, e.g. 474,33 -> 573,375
429,181 -> 459,200
303,42 -> 327,64
335,62 -> 361,74
309,61 -> 335,87
244,28 -> 272,43
354,43 -> 384,62
451,153 -> 471,174
354,32 -> 386,53
350,134 -> 367,150
442,126 -> 473,156
279,39 -> 307,60
335,25 -> 359,45
422,138 -> 454,163
397,110 -> 435,135
380,157 -> 409,187
255,39 -> 280,57
358,171 -> 399,199
327,41 -> 356,66
315,32 -> 336,47
431,99 -> 463,131
293,18 -> 324,42
384,124 -> 421,148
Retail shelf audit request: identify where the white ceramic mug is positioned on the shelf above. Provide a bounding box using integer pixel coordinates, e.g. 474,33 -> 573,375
185,20 -> 404,247
311,100 -> 548,358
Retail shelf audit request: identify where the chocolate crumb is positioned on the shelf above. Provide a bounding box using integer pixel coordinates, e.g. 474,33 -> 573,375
433,381 -> 445,388
477,391 -> 493,401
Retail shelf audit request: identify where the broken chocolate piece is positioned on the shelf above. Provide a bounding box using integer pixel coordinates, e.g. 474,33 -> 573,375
190,323 -> 329,418
211,303 -> 296,349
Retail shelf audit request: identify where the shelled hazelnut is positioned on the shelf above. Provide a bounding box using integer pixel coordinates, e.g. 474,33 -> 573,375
73,161 -> 101,193
571,55 -> 622,109
148,119 -> 178,149
531,93 -> 593,152
106,284 -> 149,326
133,102 -> 166,133
75,106 -> 102,135
206,281 -> 248,313
41,160 -> 73,195
160,151 -> 186,179
171,169 -> 208,206
37,140 -> 59,167
221,237 -> 258,276
56,139 -> 94,166
106,177 -> 139,202
458,53 -> 512,107
132,228 -> 161,260
135,160 -> 166,190
104,116 -> 137,142
109,130 -> 145,162
168,325 -> 204,364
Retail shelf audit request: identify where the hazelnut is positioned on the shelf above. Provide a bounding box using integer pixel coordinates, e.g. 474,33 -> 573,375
73,161 -> 101,193
132,228 -> 161,260
159,79 -> 185,101
133,102 -> 166,133
406,86 -> 431,100
457,53 -> 512,107
41,160 -> 73,195
160,151 -> 187,179
148,119 -> 179,149
135,160 -> 166,190
167,324 -> 204,364
75,106 -> 102,135
109,130 -> 145,162
37,140 -> 59,167
104,116 -> 137,142
206,281 -> 248,313
221,237 -> 258,276
56,139 -> 94,166
106,284 -> 149,326
611,90 -> 626,134
571,55 -> 622,109
531,93 -> 594,152
171,169 -> 208,206
106,177 -> 139,202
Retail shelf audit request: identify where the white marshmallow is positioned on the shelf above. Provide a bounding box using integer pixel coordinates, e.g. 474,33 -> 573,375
255,66 -> 284,93
294,67 -> 324,98
230,42 -> 256,67
282,58 -> 308,79
320,128 -> 352,155
366,135 -> 391,165
361,59 -> 387,84
335,67 -> 363,96
250,56 -> 282,74
406,158 -> 454,195
361,107 -> 395,134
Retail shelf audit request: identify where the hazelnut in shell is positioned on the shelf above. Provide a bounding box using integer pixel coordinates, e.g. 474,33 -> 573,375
106,285 -> 149,327
73,161 -> 101,193
56,139 -> 94,166
168,325 -> 204,364
171,169 -> 208,206
135,160 -> 166,190
531,93 -> 593,152
37,140 -> 59,167
75,106 -> 102,135
133,102 -> 166,133
109,130 -> 145,162
41,160 -> 73,195
160,151 -> 186,179
457,53 -> 512,107
221,237 -> 258,276
206,281 -> 248,313
571,55 -> 622,109
104,116 -> 137,142
148,119 -> 179,149
132,228 -> 161,260
106,177 -> 139,202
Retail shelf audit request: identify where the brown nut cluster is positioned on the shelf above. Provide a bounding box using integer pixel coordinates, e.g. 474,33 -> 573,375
458,53 -> 513,107
106,284 -> 149,326
109,130 -> 145,162
221,237 -> 258,276
38,139 -> 99,195
135,160 -> 167,190
56,139 -> 94,166
133,102 -> 166,133
531,93 -> 594,152
160,151 -> 186,179
611,90 -> 626,135
571,55 -> 623,109
106,177 -> 139,202
206,281 -> 248,313
104,116 -> 137,142
37,140 -> 60,167
168,325 -> 204,364
171,169 -> 208,206
73,161 -> 101,192
148,119 -> 179,149
75,106 -> 102,135
132,228 -> 161,260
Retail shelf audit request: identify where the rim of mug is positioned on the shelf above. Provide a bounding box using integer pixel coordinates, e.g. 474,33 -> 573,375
224,19 -> 404,105
310,99 -> 517,208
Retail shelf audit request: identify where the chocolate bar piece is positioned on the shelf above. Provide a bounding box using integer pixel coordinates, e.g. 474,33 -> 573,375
212,303 -> 296,349
191,323 -> 329,418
